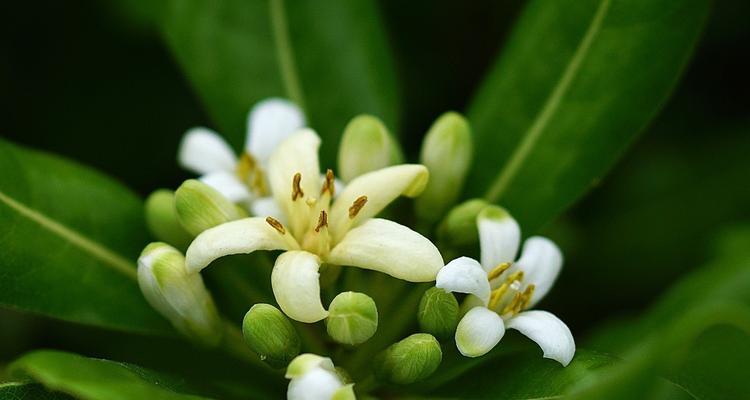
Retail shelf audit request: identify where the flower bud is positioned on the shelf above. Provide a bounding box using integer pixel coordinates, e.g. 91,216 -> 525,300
242,303 -> 301,368
286,354 -> 354,400
338,114 -> 403,182
174,179 -> 245,236
144,189 -> 193,249
137,242 -> 222,346
374,333 -> 442,384
418,287 -> 459,340
416,112 -> 473,223
326,292 -> 378,345
436,198 -> 489,247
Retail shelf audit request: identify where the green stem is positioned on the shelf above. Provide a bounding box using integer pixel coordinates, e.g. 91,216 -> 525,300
270,0 -> 306,110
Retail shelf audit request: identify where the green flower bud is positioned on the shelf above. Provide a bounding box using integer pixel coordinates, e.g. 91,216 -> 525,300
436,198 -> 489,247
326,292 -> 378,345
242,304 -> 301,368
416,112 -> 473,223
374,333 -> 442,384
144,189 -> 193,249
338,114 -> 403,182
137,242 -> 222,346
174,179 -> 245,236
418,287 -> 459,340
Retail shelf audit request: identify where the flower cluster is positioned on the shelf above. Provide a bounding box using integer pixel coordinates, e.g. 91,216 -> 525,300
137,99 -> 575,399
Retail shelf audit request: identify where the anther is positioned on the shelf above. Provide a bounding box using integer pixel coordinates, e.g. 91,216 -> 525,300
487,262 -> 512,281
348,195 -> 368,219
321,169 -> 335,196
292,173 -> 304,201
520,284 -> 535,311
265,217 -> 286,234
315,210 -> 329,232
502,292 -> 523,315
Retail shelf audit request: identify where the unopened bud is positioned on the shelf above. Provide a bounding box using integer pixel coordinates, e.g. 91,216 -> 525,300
286,354 -> 353,400
338,114 -> 403,182
436,199 -> 489,247
418,287 -> 459,340
374,333 -> 442,384
416,112 -> 473,223
174,179 -> 245,236
326,292 -> 378,345
144,189 -> 193,249
137,242 -> 222,346
242,304 -> 301,368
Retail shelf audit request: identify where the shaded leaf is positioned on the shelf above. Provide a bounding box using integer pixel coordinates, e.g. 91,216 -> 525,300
0,382 -> 72,400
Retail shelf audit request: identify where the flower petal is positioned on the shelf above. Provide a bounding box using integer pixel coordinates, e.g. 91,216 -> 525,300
478,205 -> 520,272
327,218 -> 443,282
436,257 -> 491,305
286,354 -> 336,379
329,164 -> 428,241
178,127 -> 237,175
199,171 -> 252,203
271,251 -> 329,323
506,310 -> 575,366
185,217 -> 298,273
246,98 -> 306,164
287,367 -> 342,400
250,196 -> 287,224
455,307 -> 505,357
516,236 -> 563,307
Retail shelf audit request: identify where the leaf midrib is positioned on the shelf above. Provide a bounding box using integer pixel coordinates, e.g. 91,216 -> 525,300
484,0 -> 612,202
0,189 -> 138,280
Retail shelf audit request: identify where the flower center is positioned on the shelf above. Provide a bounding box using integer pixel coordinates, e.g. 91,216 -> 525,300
236,152 -> 269,196
486,263 -> 535,318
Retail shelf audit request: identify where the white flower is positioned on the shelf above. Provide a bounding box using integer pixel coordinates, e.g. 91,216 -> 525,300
183,130 -> 444,323
177,98 -> 305,215
285,354 -> 355,400
435,206 -> 575,366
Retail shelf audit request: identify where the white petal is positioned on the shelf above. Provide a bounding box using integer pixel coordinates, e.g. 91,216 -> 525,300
455,307 -> 505,357
436,257 -> 491,305
329,164 -> 428,241
507,310 -> 575,366
199,171 -> 252,203
250,196 -> 287,224
178,127 -> 237,175
327,218 -> 443,282
516,237 -> 563,307
272,251 -> 329,323
247,98 -> 306,164
478,205 -> 521,272
287,368 -> 342,400
286,354 -> 336,379
185,217 -> 298,273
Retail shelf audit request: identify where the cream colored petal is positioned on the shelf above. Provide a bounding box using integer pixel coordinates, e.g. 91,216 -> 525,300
436,257 -> 491,305
287,367 -> 343,400
286,354 -> 336,379
329,164 -> 429,241
478,205 -> 521,272
185,217 -> 298,273
516,236 -> 563,307
455,307 -> 505,357
250,196 -> 287,224
199,171 -> 252,203
178,127 -> 237,175
246,98 -> 306,165
507,310 -> 575,366
272,251 -> 329,323
327,218 -> 443,282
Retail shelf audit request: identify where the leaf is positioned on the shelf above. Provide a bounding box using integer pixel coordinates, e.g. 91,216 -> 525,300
8,350 -> 208,400
161,0 -> 399,164
0,382 -> 73,400
465,0 -> 710,231
0,139 -> 171,334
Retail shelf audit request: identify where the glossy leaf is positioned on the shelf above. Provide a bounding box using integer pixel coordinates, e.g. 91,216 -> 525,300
0,139 -> 171,334
466,0 -> 710,231
161,0 -> 399,164
9,350 -> 207,400
0,382 -> 73,400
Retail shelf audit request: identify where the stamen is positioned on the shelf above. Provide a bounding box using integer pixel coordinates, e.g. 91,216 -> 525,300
520,284 -> 535,311
321,169 -> 335,196
265,217 -> 286,234
487,262 -> 512,281
292,173 -> 304,201
488,282 -> 509,309
236,153 -> 256,182
501,292 -> 523,315
348,195 -> 368,219
315,210 -> 328,232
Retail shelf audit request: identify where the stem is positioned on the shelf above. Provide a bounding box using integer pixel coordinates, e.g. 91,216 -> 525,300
270,0 -> 306,110
220,320 -> 274,372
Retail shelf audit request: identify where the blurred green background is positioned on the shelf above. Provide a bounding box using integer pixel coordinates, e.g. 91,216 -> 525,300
1,0 -> 749,397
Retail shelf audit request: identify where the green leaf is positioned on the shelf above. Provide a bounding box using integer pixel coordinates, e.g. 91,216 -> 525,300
466,0 -> 710,230
0,139 -> 171,334
9,350 -> 207,400
161,0 -> 399,164
0,382 -> 73,400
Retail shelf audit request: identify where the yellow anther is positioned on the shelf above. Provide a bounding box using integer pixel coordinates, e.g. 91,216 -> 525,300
236,153 -> 256,182
292,172 -> 304,201
236,153 -> 268,195
501,292 -> 523,316
488,283 -> 509,309
315,210 -> 328,232
348,195 -> 368,219
265,217 -> 286,234
520,284 -> 535,311
487,262 -> 512,281
505,270 -> 524,284
321,169 -> 335,196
